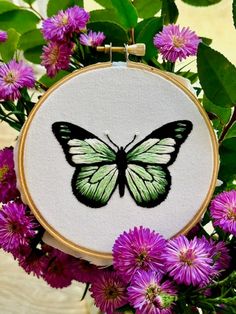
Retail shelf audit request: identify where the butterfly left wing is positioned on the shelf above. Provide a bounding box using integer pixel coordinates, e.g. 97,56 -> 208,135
126,120 -> 193,207
52,122 -> 118,208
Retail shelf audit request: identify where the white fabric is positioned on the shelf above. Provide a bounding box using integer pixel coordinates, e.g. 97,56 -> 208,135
18,63 -> 216,263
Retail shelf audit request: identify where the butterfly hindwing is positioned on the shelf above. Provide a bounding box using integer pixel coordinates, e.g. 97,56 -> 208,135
126,120 -> 192,207
52,122 -> 118,207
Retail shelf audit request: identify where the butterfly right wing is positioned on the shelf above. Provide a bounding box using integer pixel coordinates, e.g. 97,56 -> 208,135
52,122 -> 118,208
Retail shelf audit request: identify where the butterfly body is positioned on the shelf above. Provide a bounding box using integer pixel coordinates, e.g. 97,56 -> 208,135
52,120 -> 193,208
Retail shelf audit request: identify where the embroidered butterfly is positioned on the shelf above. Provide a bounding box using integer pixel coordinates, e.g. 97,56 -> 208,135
52,120 -> 192,208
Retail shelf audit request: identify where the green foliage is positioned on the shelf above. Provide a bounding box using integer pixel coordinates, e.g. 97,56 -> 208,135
0,0 -> 18,15
136,17 -> 162,60
47,0 -> 83,16
110,0 -> 138,28
219,138 -> 236,181
39,71 -> 70,88
0,9 -> 39,34
233,0 -> 236,29
18,29 -> 45,51
0,28 -> 20,62
197,43 -> 236,107
89,9 -> 121,25
93,0 -> 113,8
22,0 -> 36,4
133,0 -> 162,19
24,46 -> 43,64
162,0 -> 179,24
203,96 -> 231,125
200,37 -> 212,46
181,0 -> 222,6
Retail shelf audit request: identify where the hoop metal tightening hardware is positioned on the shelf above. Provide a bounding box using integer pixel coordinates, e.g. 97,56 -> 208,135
96,43 -> 146,61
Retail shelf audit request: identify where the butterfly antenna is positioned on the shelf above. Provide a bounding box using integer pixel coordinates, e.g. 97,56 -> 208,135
124,133 -> 138,150
104,131 -> 119,149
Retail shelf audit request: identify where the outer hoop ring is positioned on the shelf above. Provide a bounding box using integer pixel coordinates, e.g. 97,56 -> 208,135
17,61 -> 219,261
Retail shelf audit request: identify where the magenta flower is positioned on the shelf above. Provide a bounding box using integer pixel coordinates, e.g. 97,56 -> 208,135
210,190 -> 236,236
42,6 -> 89,42
128,271 -> 177,314
70,257 -> 101,283
43,248 -> 74,288
153,24 -> 201,62
80,30 -> 105,47
90,270 -> 128,314
0,202 -> 38,253
41,41 -> 72,77
0,60 -> 35,100
113,226 -> 166,283
0,30 -> 7,42
0,147 -> 19,203
164,235 -> 213,286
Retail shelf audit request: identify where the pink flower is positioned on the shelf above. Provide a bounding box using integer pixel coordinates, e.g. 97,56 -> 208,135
0,60 -> 35,100
0,30 -> 7,42
41,41 -> 72,77
0,202 -> 38,253
80,30 -> 105,47
210,190 -> 236,236
90,270 -> 128,314
42,6 -> 89,42
0,147 -> 19,203
113,226 -> 166,283
153,24 -> 201,62
128,271 -> 177,314
70,257 -> 101,283
163,235 -> 214,287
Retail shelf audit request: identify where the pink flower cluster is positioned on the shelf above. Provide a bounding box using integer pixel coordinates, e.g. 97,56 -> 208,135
41,6 -> 105,77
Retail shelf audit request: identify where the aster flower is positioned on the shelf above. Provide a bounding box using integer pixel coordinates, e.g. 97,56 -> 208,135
210,190 -> 236,236
113,226 -> 166,283
43,248 -> 74,288
0,60 -> 35,100
163,235 -> 213,286
90,270 -> 128,314
128,271 -> 177,314
41,42 -> 72,77
42,6 -> 89,42
153,24 -> 201,62
0,30 -> 7,42
0,147 -> 19,203
80,30 -> 105,47
0,202 -> 38,253
70,257 -> 101,283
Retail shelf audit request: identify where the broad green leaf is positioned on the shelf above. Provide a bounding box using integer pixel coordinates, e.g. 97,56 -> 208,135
93,0 -> 113,8
0,10 -> 39,34
136,17 -> 162,60
47,0 -> 83,16
197,43 -> 236,107
24,45 -> 43,64
233,0 -> 236,29
133,0 -> 162,19
225,122 -> 236,140
22,0 -> 36,4
203,95 -> 231,125
219,138 -> 236,180
200,37 -> 212,46
0,0 -> 18,14
0,28 -> 20,62
110,0 -> 138,28
162,0 -> 179,24
89,9 -> 121,25
18,29 -> 45,51
135,18 -> 154,40
39,70 -> 70,87
181,0 -> 222,6
88,21 -> 128,46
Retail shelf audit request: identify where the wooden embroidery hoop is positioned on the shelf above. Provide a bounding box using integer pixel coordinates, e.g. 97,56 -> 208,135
17,46 -> 219,263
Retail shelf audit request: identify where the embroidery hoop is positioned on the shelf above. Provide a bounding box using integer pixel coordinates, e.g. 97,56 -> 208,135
16,59 -> 219,262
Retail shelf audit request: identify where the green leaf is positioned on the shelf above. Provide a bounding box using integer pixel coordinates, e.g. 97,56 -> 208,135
181,0 -> 222,6
89,9 -> 121,25
219,138 -> 236,180
233,0 -> 236,29
224,122 -> 236,140
39,70 -> 70,88
93,0 -> 113,8
0,28 -> 20,62
202,95 -> 231,125
0,0 -> 18,15
200,37 -> 212,46
162,0 -> 179,24
197,43 -> 236,107
47,0 -> 83,17
18,29 -> 45,51
133,0 -> 162,19
24,46 -> 43,64
0,10 -> 39,34
136,17 -> 162,60
110,0 -> 138,28
22,0 -> 36,4
88,21 -> 128,46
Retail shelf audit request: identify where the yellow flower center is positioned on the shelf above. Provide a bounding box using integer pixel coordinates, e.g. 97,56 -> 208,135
4,71 -> 16,84
172,36 -> 185,48
58,14 -> 69,26
179,249 -> 195,266
104,285 -> 119,300
136,250 -> 148,267
146,284 -> 160,302
227,206 -> 236,221
0,165 -> 9,182
49,46 -> 60,65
